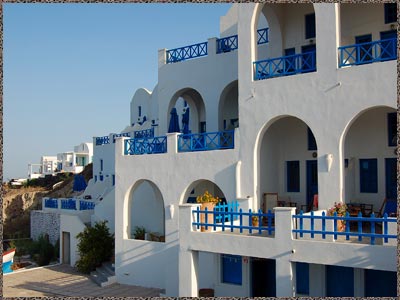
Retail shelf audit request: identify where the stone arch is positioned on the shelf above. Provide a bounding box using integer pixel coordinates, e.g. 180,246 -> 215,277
218,80 -> 239,131
255,115 -> 318,210
167,88 -> 206,134
127,179 -> 165,242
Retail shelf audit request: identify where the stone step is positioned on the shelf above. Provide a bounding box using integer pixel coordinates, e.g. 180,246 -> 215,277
90,262 -> 116,287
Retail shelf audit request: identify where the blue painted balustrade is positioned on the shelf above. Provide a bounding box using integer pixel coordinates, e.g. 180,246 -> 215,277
292,211 -> 396,245
167,42 -> 208,63
254,51 -> 316,80
61,199 -> 77,210
79,200 -> 95,210
124,136 -> 167,155
44,198 -> 58,209
217,34 -> 238,53
134,128 -> 154,139
339,38 -> 397,67
178,130 -> 234,152
192,201 -> 275,235
95,136 -> 110,146
257,27 -> 269,45
112,133 -> 130,143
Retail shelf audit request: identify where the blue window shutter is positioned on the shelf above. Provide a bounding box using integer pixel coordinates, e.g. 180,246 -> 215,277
221,255 -> 242,285
138,106 -> 142,117
287,161 -> 300,192
360,159 -> 378,193
296,262 -> 309,295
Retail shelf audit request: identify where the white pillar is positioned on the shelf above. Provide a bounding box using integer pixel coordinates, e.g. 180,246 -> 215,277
179,248 -> 199,297
167,132 -> 179,154
158,48 -> 166,67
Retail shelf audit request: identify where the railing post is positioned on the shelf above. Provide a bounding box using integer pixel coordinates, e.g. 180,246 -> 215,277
207,37 -> 217,57
167,132 -> 179,154
158,48 -> 166,67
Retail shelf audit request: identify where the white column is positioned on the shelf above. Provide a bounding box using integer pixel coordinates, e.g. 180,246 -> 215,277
167,132 -> 179,154
158,48 -> 166,66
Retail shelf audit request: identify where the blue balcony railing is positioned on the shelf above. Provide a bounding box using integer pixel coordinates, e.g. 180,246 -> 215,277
134,128 -> 154,139
178,130 -> 234,152
124,136 -> 167,155
254,51 -> 316,80
61,199 -> 77,210
112,133 -> 130,143
193,205 -> 275,235
292,211 -> 396,245
79,200 -> 95,210
257,27 -> 269,45
217,34 -> 238,54
44,198 -> 58,209
167,42 -> 208,63
96,136 -> 110,146
339,38 -> 397,67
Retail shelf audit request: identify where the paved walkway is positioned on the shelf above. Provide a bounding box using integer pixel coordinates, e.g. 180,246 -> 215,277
4,264 -> 162,297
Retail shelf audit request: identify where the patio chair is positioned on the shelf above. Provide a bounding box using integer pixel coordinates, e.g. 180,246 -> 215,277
377,198 -> 397,218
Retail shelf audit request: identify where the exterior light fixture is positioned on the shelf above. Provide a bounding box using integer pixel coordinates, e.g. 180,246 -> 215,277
325,154 -> 333,172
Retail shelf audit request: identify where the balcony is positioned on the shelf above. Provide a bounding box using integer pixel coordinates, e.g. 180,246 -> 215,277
95,136 -> 110,146
43,197 -> 95,211
216,27 -> 268,54
124,136 -> 167,155
167,42 -> 208,63
254,51 -> 316,81
339,38 -> 397,67
134,128 -> 154,139
178,130 -> 234,152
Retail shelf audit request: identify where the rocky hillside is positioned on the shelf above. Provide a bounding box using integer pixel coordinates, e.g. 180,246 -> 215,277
3,164 -> 93,239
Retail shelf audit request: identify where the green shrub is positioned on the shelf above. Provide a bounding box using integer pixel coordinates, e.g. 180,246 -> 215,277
75,221 -> 114,274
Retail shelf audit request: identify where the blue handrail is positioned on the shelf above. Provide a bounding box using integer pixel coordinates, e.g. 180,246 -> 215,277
257,27 -> 269,45
112,133 -> 130,143
95,136 -> 110,146
79,200 -> 95,210
216,34 -> 238,54
61,199 -> 77,210
178,130 -> 234,152
44,198 -> 58,209
254,51 -> 316,80
134,128 -> 154,139
292,211 -> 396,245
167,42 -> 208,63
124,136 -> 167,155
339,38 -> 397,67
193,206 -> 275,235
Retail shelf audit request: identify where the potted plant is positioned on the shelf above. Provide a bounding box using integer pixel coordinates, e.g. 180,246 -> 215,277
196,191 -> 220,232
132,226 -> 146,240
251,215 -> 259,227
327,202 -> 347,232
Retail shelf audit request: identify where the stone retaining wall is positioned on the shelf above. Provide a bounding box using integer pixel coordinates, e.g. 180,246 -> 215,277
30,210 -> 60,245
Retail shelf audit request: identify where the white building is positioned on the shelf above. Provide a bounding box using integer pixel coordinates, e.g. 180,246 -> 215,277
57,142 -> 94,174
57,3 -> 397,297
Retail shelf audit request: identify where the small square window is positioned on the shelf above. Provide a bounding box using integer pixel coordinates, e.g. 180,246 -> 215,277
384,3 -> 397,24
305,13 -> 316,39
138,106 -> 142,117
221,254 -> 242,285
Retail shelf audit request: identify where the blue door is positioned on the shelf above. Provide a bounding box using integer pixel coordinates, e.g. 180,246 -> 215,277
306,160 -> 318,209
380,30 -> 397,60
326,265 -> 354,296
385,158 -> 397,200
365,269 -> 396,296
355,34 -> 372,64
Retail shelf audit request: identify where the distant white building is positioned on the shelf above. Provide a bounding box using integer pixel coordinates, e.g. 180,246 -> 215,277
53,3 -> 396,298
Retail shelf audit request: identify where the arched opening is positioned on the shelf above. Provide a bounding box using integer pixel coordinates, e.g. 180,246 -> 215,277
167,88 -> 206,134
342,106 -> 397,212
128,180 -> 165,242
339,3 -> 397,67
254,3 -> 316,78
218,81 -> 239,131
182,179 -> 227,204
258,116 -> 318,211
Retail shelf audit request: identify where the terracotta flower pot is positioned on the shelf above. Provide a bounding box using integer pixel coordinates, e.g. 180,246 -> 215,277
200,202 -> 215,232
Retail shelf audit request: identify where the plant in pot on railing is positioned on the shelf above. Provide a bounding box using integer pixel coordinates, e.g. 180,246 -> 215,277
327,202 -> 348,232
196,191 -> 220,232
133,226 -> 146,240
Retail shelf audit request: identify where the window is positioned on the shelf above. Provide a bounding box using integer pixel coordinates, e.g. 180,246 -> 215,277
100,175 -> 104,181
138,106 -> 142,117
94,175 -> 97,182
221,254 -> 242,285
307,127 -> 317,150
287,161 -> 300,192
387,112 -> 397,146
100,159 -> 103,171
296,262 -> 309,295
305,13 -> 316,39
112,174 -> 115,186
384,3 -> 397,24
360,159 -> 378,193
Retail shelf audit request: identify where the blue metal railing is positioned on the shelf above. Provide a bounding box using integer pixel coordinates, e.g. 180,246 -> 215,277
216,34 -> 238,54
61,199 -> 77,210
254,51 -> 316,80
339,38 -> 397,67
214,201 -> 240,222
292,211 -> 396,245
134,128 -> 154,139
178,130 -> 234,152
113,133 -> 130,143
257,27 -> 269,45
166,42 -> 208,63
44,198 -> 58,209
193,206 -> 275,235
95,136 -> 110,146
79,200 -> 95,210
124,136 -> 167,155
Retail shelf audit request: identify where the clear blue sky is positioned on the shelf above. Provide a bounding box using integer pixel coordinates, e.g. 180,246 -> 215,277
4,3 -> 232,180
